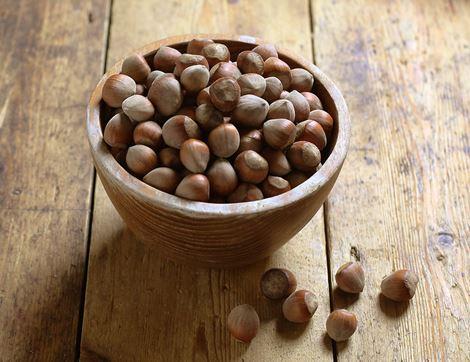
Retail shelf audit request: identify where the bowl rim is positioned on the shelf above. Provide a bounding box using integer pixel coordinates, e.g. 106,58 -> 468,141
87,34 -> 350,218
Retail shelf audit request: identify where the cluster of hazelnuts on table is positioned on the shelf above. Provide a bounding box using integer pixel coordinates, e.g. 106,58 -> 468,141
101,38 -> 334,202
228,265 -> 419,343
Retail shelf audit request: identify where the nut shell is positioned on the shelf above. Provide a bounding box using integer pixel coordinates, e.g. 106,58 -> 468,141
260,268 -> 297,299
326,310 -> 358,341
261,148 -> 291,176
195,103 -> 224,131
308,110 -> 334,138
174,54 -> 209,77
180,64 -> 210,93
180,139 -> 210,173
153,46 -> 181,72
227,183 -> 264,203
133,121 -> 162,148
285,171 -> 309,188
175,174 -> 210,202
122,94 -> 155,122
162,115 -> 201,149
263,119 -> 296,150
196,87 -> 211,106
103,113 -> 134,148
289,68 -> 314,92
148,76 -> 183,116
202,43 -> 230,67
146,70 -> 165,89
264,57 -> 291,90
237,73 -> 266,97
232,95 -> 269,128
159,147 -> 182,169
208,123 -> 240,158
227,304 -> 260,343
335,262 -> 365,294
302,92 -> 323,111
209,77 -> 241,112
234,150 -> 269,184
187,38 -> 214,55
296,120 -> 327,150
237,51 -> 264,74
282,290 -> 318,323
267,99 -> 295,122
287,141 -> 321,172
126,144 -> 158,176
209,62 -> 241,83
207,159 -> 238,196
238,129 -> 264,155
143,167 -> 180,194
380,269 -> 419,302
261,176 -> 291,197
121,53 -> 151,83
102,74 -> 136,108
286,90 -> 310,122
262,76 -> 283,103
252,44 -> 278,60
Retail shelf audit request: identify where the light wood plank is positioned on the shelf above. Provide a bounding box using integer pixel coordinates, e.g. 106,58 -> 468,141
81,0 -> 333,360
0,0 -> 109,360
313,0 -> 470,360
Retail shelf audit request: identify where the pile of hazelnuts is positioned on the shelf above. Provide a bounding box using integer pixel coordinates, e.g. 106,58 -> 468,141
101,38 -> 334,202
228,265 -> 419,344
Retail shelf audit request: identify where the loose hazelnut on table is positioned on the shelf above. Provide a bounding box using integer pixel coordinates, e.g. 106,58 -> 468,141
282,290 -> 318,323
289,68 -> 314,93
179,139 -> 210,173
133,121 -> 162,148
267,99 -> 295,122
148,76 -> 183,116
287,141 -> 321,173
380,269 -> 419,302
209,62 -> 241,83
237,73 -> 266,97
260,268 -> 297,300
195,103 -> 224,131
209,77 -> 241,112
122,94 -> 155,122
103,112 -> 134,149
261,148 -> 291,176
234,150 -> 269,184
263,119 -> 296,150
161,115 -> 201,149
285,170 -> 309,188
227,304 -> 260,343
302,91 -> 323,111
308,109 -> 334,138
208,123 -> 240,158
252,43 -> 279,60
326,309 -> 358,341
121,53 -> 151,83
264,57 -> 292,90
201,43 -> 231,67
207,159 -> 238,197
125,144 -> 158,176
232,95 -> 269,128
143,167 -> 180,194
102,74 -> 136,108
261,176 -> 291,197
174,54 -> 209,77
175,174 -> 210,202
238,129 -> 264,155
335,262 -> 365,294
187,38 -> 214,55
158,147 -> 182,169
180,64 -> 210,93
286,90 -> 310,122
153,46 -> 181,72
227,183 -> 264,203
262,76 -> 283,103
296,120 -> 327,150
236,51 -> 265,75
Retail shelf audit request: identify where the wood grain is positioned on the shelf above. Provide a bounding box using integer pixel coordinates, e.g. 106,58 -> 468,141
313,0 -> 470,360
81,0 -> 334,360
0,0 -> 109,360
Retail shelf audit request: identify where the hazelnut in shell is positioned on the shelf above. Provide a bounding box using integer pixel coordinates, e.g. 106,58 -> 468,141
252,43 -> 278,60
234,151 -> 269,184
296,120 -> 327,150
209,77 -> 241,112
159,147 -> 182,169
126,144 -> 158,176
162,115 -> 201,149
232,95 -> 269,128
180,139 -> 210,173
302,92 -> 323,111
176,106 -> 197,120
208,123 -> 240,158
187,38 -> 214,55
135,84 -> 145,96
308,110 -> 334,138
267,99 -> 295,122
122,94 -> 155,122
207,159 -> 238,196
262,148 -> 291,176
287,141 -> 321,172
280,90 -> 289,99
260,268 -> 297,299
264,57 -> 291,90
335,262 -> 365,294
262,76 -> 283,103
236,51 -> 264,74
282,290 -> 318,323
174,53 -> 209,76
289,68 -> 314,92
121,53 -> 151,83
237,73 -> 266,97
286,90 -> 310,122
202,43 -> 231,67
196,86 -> 211,106
209,62 -> 241,83
133,121 -> 162,148
102,74 -> 136,108
148,76 -> 183,116
262,176 -> 291,197
195,103 -> 224,131
380,269 -> 419,302
227,304 -> 260,344
326,309 -> 358,341
153,46 -> 181,72
180,64 -> 210,93
263,119 -> 296,150
175,174 -> 210,202
103,113 -> 134,149
146,70 -> 165,89
285,171 -> 309,188
238,129 -> 264,154
143,167 -> 180,194
227,183 -> 264,203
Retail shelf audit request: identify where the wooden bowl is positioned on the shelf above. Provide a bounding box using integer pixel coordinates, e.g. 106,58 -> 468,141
87,34 -> 350,268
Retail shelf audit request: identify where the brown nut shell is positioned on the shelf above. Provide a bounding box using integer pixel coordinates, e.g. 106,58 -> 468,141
206,159 -> 238,197
180,64 -> 210,93
252,43 -> 278,60
174,53 -> 209,77
286,90 -> 310,122
234,150 -> 269,184
308,110 -> 334,138
227,304 -> 260,344
289,68 -> 314,92
179,139 -> 210,173
263,119 -> 296,150
285,171 -> 309,188
326,310 -> 358,341
208,123 -> 240,158
302,92 -> 323,111
282,290 -> 318,323
287,141 -> 321,172
261,176 -> 291,197
148,76 -> 183,116
162,115 -> 201,149
209,77 -> 241,112
264,57 -> 291,90
237,51 -> 264,74
126,144 -> 158,176
121,53 -> 151,83
146,70 -> 165,89
159,147 -> 182,169
380,269 -> 419,302
232,95 -> 269,128
238,129 -> 264,155
103,113 -> 134,148
102,74 -> 136,108
261,148 -> 291,176
143,167 -> 180,194
227,183 -> 264,203
153,46 -> 181,72
267,99 -> 295,122
175,174 -> 210,202
335,262 -> 365,294
296,120 -> 327,150
176,106 -> 197,120
122,94 -> 155,122
209,62 -> 241,83
133,121 -> 162,148
237,73 -> 266,97
201,43 -> 230,67
196,87 -> 211,106
187,38 -> 214,55
260,268 -> 297,299
262,76 -> 284,103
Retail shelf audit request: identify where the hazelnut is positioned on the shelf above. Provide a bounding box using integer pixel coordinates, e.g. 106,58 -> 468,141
282,290 -> 318,323
196,86 -> 211,106
103,113 -> 134,148
335,262 -> 365,294
202,43 -> 230,67
280,90 -> 289,99
264,57 -> 291,90
262,176 -> 291,197
209,62 -> 241,83
195,103 -> 224,131
121,53 -> 151,83
380,269 -> 419,302
208,123 -> 240,158
287,141 -> 321,172
122,94 -> 155,122
180,139 -> 210,173
308,110 -> 333,138
126,144 -> 158,176
153,46 -> 181,72
187,38 -> 214,55
161,115 -> 201,149
237,73 -> 266,97
148,76 -> 183,116
285,171 -> 309,188
238,129 -> 263,154
260,268 -> 297,300
175,174 -> 210,202
232,95 -> 269,128
286,90 -> 310,122
296,120 -> 327,150
207,159 -> 238,196
326,309 -> 358,341
174,54 -> 209,77
102,74 -> 136,108
234,150 -> 269,184
159,147 -> 182,169
302,92 -> 323,111
262,77 -> 283,103
227,304 -> 260,344
236,51 -> 264,74
227,183 -> 264,203
209,77 -> 241,112
289,68 -> 314,92
143,167 -> 180,194
263,119 -> 296,149
180,64 -> 210,93
267,99 -> 295,122
146,70 -> 165,89
252,44 -> 278,60
176,106 -> 197,120
135,84 -> 146,96
261,148 -> 291,176
133,121 -> 162,148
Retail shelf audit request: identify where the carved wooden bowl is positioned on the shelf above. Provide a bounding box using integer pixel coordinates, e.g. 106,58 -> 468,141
87,34 -> 350,268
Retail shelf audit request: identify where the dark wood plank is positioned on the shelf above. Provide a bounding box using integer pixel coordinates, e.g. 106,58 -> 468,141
313,0 -> 470,359
0,1 -> 109,359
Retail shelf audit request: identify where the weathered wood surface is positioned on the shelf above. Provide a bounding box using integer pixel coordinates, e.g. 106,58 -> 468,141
80,0 -> 333,360
0,0 -> 109,360
313,0 -> 470,360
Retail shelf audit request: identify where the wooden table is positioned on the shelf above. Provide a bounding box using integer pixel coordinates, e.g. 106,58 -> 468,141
1,1 -> 468,360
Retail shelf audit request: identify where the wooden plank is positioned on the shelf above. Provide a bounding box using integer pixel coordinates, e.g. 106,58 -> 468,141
0,0 -> 109,359
313,0 -> 470,360
81,0 -> 333,360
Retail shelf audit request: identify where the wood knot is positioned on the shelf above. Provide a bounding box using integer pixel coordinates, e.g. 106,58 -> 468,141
437,231 -> 454,247
350,246 -> 361,261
